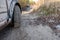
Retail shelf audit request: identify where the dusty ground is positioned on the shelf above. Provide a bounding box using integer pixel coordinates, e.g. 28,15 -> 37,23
0,0 -> 60,40
0,12 -> 60,40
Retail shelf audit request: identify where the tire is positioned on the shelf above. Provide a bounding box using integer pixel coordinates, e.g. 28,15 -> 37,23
12,5 -> 21,28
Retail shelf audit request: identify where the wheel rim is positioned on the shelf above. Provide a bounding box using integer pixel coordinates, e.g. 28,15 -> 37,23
14,5 -> 21,27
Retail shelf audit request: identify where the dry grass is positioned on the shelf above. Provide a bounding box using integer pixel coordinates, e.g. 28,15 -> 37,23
35,2 -> 60,37
37,2 -> 60,16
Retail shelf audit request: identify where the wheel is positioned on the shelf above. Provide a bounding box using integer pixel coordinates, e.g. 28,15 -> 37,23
12,5 -> 21,28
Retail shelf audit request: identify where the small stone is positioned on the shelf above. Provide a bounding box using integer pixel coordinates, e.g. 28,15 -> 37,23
48,19 -> 55,23
56,25 -> 60,30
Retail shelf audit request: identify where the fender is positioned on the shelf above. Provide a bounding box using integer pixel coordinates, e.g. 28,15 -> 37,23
9,0 -> 21,19
9,0 -> 17,18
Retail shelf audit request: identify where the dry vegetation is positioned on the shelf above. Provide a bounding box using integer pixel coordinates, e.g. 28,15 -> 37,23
34,2 -> 60,37
18,0 -> 29,8
38,2 -> 60,16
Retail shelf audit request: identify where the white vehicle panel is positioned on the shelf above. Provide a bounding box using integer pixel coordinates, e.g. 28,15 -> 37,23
0,0 -> 7,22
0,13 -> 7,22
0,0 -> 7,12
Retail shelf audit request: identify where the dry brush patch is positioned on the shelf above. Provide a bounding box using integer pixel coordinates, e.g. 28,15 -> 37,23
36,2 -> 60,25
34,2 -> 60,37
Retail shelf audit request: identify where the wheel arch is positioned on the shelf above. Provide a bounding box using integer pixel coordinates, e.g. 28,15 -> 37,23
12,3 -> 22,18
15,3 -> 22,11
9,1 -> 22,19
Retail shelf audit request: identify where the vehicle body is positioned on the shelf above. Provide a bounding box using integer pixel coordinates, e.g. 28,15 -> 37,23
0,0 -> 21,30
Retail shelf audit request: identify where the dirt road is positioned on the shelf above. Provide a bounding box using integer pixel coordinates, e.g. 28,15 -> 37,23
0,13 -> 60,40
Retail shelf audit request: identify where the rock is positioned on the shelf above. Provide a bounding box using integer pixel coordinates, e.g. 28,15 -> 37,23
56,25 -> 60,30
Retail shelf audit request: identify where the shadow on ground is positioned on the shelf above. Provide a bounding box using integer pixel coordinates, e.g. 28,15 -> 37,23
0,25 -> 13,40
